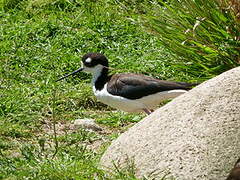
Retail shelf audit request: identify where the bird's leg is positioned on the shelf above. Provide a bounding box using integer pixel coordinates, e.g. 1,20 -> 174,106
143,108 -> 151,115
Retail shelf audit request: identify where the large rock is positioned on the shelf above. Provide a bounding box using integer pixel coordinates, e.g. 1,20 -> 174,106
101,67 -> 240,179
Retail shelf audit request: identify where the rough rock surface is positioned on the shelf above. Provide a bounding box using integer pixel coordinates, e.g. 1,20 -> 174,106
101,67 -> 240,180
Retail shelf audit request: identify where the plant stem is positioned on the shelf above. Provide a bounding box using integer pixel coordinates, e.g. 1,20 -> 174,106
52,69 -> 59,158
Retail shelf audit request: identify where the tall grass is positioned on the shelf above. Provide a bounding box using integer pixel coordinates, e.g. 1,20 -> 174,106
143,0 -> 240,79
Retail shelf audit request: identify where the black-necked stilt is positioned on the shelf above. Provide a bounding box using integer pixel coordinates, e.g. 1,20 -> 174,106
57,52 -> 197,115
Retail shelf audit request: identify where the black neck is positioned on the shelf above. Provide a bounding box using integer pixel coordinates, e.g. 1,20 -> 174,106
94,67 -> 110,90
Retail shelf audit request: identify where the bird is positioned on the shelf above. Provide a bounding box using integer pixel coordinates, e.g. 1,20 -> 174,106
57,52 -> 197,115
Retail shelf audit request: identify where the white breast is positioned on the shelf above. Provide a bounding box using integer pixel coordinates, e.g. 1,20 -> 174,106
93,83 -> 146,112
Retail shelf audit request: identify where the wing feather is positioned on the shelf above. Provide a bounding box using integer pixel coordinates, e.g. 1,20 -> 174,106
107,73 -> 195,99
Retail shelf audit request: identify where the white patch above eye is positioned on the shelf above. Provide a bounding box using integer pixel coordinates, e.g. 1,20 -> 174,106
85,57 -> 92,63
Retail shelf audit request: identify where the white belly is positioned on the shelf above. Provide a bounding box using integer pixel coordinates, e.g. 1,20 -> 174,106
93,84 -> 187,113
138,89 -> 187,109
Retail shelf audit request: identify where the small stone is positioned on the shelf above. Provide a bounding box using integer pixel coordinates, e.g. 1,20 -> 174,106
74,118 -> 103,131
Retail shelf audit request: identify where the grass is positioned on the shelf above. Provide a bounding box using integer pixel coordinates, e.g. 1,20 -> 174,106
0,0 -> 239,179
0,0 -> 169,179
143,0 -> 240,78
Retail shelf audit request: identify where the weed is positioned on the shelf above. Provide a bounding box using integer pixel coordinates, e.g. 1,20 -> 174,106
143,0 -> 240,79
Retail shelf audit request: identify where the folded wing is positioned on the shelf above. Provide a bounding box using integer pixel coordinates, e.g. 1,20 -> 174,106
107,73 -> 196,100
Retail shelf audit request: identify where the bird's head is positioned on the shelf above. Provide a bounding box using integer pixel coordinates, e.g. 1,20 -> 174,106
81,52 -> 108,73
57,52 -> 109,81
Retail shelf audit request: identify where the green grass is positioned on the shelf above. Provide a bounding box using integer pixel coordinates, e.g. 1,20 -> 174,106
0,0 -> 172,179
143,0 -> 240,78
0,0 -> 239,179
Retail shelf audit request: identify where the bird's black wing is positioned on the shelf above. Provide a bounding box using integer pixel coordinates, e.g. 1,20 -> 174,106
107,73 -> 195,100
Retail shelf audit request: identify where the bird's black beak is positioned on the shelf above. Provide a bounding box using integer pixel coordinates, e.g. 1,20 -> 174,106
56,67 -> 84,82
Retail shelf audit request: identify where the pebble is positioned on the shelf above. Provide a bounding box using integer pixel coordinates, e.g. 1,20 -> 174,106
73,118 -> 103,131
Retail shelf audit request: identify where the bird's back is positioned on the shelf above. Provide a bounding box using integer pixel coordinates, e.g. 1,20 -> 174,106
107,73 -> 196,100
